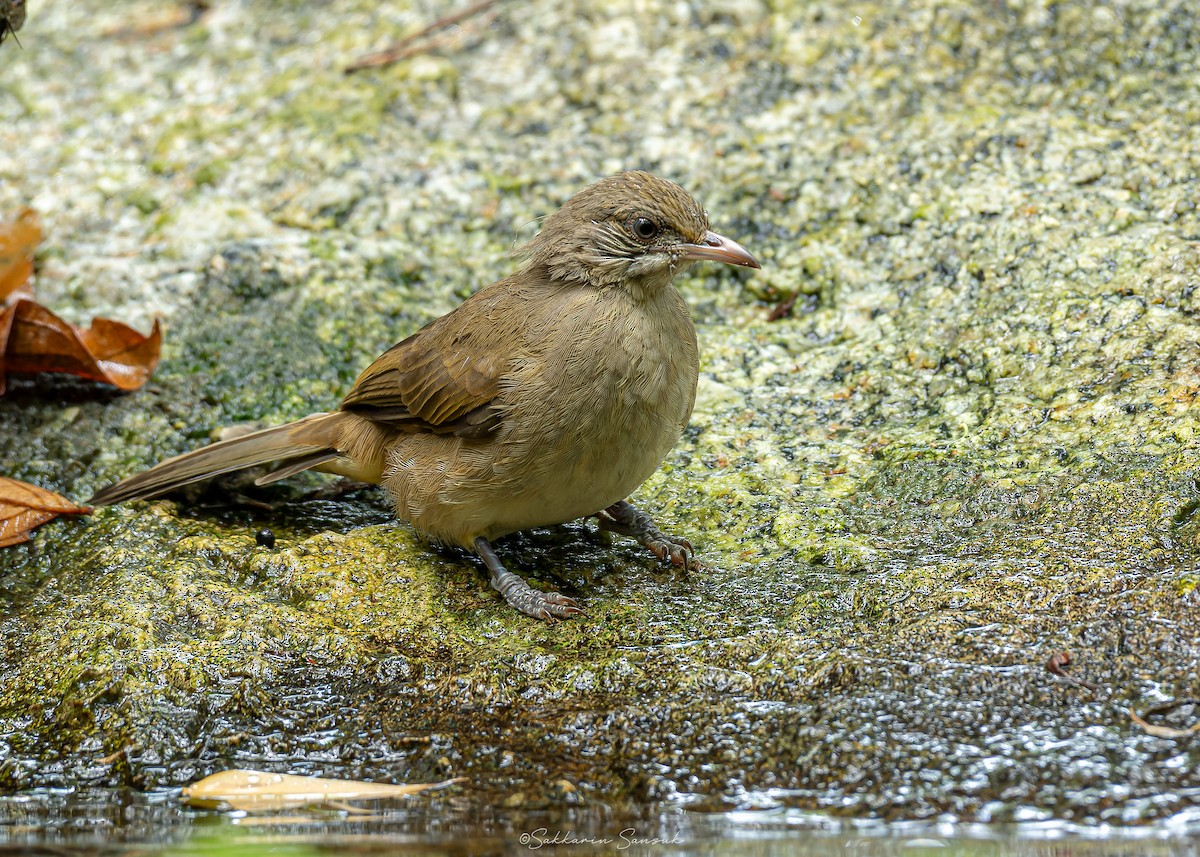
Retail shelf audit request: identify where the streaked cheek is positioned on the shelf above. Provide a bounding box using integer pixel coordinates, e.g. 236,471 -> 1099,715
625,253 -> 668,280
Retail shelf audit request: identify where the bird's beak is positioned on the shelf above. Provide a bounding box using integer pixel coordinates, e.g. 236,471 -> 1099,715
678,230 -> 761,269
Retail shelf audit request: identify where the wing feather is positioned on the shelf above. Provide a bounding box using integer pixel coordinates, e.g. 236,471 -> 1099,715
339,286 -> 512,437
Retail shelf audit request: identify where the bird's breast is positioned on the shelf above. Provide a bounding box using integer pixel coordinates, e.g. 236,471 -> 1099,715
488,285 -> 699,526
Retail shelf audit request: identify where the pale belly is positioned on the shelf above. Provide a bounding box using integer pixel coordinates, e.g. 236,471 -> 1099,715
480,386 -> 689,537
383,285 -> 699,546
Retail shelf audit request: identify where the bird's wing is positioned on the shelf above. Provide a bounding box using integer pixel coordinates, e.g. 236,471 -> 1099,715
339,287 -> 511,438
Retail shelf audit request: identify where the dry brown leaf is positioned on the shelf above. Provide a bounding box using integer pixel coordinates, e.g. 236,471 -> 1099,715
181,769 -> 466,811
0,476 -> 91,547
0,207 -> 39,303
0,207 -> 163,394
0,297 -> 162,394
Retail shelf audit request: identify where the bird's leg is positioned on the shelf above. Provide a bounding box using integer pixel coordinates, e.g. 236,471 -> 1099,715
473,537 -> 583,621
596,500 -> 699,570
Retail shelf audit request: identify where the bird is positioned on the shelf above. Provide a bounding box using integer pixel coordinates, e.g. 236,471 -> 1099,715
90,171 -> 760,620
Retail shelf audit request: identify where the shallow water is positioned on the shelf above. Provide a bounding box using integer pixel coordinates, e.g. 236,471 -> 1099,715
4,789 -> 1200,856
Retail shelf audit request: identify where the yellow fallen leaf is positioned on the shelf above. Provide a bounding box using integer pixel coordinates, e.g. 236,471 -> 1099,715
0,207 -> 39,303
181,769 -> 465,811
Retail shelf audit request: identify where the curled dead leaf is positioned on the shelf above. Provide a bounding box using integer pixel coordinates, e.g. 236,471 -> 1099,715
0,298 -> 162,394
0,476 -> 90,547
1044,651 -> 1102,692
181,769 -> 466,811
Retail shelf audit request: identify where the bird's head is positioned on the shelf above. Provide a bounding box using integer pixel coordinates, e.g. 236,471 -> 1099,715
519,171 -> 759,297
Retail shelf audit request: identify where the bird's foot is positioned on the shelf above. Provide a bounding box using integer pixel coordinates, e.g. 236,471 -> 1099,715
474,537 -> 583,621
596,499 -> 700,570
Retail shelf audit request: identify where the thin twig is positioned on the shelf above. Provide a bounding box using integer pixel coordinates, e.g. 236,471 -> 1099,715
346,0 -> 500,73
1130,700 -> 1200,738
766,292 -> 798,321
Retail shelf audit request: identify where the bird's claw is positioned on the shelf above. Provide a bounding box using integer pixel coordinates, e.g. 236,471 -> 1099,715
646,534 -> 698,570
598,500 -> 700,571
493,571 -> 583,621
475,536 -> 583,621
522,589 -> 584,622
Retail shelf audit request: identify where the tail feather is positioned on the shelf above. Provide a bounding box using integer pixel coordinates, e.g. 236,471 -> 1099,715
90,413 -> 339,506
254,451 -> 341,486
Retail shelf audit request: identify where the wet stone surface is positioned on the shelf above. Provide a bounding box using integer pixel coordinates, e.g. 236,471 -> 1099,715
1,0 -> 1200,834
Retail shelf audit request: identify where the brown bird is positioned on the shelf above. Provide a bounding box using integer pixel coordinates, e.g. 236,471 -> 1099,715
90,171 -> 760,620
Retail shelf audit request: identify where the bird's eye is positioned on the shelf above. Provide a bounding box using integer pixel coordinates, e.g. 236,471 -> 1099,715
630,217 -> 659,241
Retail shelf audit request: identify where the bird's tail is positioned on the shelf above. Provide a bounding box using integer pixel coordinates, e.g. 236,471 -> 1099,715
89,413 -> 343,506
